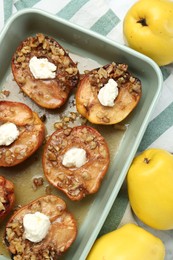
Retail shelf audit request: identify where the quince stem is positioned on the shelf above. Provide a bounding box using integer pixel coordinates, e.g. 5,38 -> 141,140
137,18 -> 148,26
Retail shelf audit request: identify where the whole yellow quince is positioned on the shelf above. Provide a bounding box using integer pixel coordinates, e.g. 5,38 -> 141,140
127,148 -> 173,230
87,223 -> 165,260
123,0 -> 173,66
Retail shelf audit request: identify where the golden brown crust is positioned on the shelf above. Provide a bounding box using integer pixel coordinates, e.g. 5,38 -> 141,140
0,176 -> 15,221
76,62 -> 142,125
11,33 -> 79,109
42,125 -> 110,200
0,101 -> 45,167
4,195 -> 77,259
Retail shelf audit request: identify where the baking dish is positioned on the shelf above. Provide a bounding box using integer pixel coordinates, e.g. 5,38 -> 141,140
0,9 -> 163,260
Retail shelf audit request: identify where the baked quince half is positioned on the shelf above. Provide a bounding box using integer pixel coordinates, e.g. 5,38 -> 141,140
0,176 -> 15,221
76,62 -> 142,125
4,195 -> 77,259
12,33 -> 79,109
0,101 -> 45,167
42,125 -> 110,200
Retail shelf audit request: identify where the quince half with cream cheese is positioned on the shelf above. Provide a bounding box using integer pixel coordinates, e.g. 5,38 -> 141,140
0,100 -> 45,167
43,125 -> 110,200
12,33 -> 79,109
76,62 -> 142,125
5,195 -> 77,259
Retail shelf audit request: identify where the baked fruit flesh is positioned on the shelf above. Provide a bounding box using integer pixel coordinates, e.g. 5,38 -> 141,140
4,195 -> 77,259
0,176 -> 15,221
0,101 -> 45,167
42,125 -> 110,200
11,33 -> 79,109
76,62 -> 142,125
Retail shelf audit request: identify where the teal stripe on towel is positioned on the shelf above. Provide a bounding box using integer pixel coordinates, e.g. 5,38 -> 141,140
99,184 -> 129,236
90,9 -> 120,36
57,0 -> 89,20
3,0 -> 13,22
160,66 -> 171,81
14,0 -> 41,10
138,102 -> 173,152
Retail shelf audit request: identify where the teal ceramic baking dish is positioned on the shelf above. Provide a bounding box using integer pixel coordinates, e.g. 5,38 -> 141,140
0,9 -> 163,260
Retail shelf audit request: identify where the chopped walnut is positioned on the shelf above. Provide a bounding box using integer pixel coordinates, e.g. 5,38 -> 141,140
32,177 -> 44,191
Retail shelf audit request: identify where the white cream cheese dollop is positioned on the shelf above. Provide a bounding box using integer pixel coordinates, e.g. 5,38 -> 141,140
23,212 -> 51,243
0,122 -> 19,146
98,78 -> 119,107
29,56 -> 57,79
62,147 -> 87,168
